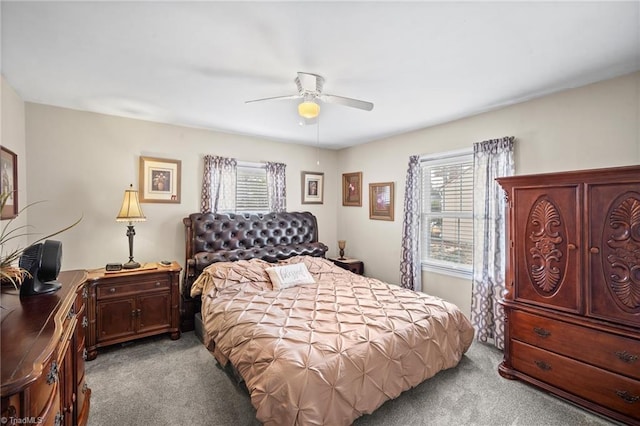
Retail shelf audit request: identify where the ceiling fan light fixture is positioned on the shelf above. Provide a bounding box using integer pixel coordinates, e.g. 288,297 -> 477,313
298,100 -> 320,119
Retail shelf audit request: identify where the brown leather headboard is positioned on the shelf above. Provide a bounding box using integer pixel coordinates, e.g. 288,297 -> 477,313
182,211 -> 327,299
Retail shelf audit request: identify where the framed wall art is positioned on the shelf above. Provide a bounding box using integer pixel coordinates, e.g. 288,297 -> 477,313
342,172 -> 362,206
1,146 -> 18,219
369,182 -> 394,221
301,171 -> 324,204
139,156 -> 181,203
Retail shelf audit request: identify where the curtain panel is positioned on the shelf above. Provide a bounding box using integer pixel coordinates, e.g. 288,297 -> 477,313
266,162 -> 287,213
400,155 -> 422,292
201,155 -> 237,214
470,136 -> 514,350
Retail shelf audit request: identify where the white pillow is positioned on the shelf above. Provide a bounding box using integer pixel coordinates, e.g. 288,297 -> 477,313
266,263 -> 315,290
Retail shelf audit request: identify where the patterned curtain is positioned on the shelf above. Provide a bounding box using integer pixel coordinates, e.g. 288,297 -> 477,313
200,155 -> 237,213
400,155 -> 422,291
265,162 -> 287,212
470,137 -> 515,350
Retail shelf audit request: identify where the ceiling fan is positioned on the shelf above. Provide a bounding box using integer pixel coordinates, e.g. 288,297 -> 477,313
245,72 -> 374,124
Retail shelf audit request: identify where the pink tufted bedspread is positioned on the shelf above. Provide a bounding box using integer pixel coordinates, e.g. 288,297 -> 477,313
191,256 -> 474,425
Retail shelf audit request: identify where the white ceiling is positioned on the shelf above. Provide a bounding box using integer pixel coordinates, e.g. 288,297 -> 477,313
2,1 -> 639,149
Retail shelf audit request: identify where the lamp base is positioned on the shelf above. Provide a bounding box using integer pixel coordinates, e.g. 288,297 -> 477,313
122,260 -> 141,269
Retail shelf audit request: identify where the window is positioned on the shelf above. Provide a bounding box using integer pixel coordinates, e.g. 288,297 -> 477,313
420,149 -> 473,278
235,162 -> 269,214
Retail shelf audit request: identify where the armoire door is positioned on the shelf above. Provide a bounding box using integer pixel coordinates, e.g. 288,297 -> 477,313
512,184 -> 582,313
587,182 -> 640,327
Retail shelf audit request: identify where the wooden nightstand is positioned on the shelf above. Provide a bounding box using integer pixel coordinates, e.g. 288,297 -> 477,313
85,261 -> 181,360
329,257 -> 364,275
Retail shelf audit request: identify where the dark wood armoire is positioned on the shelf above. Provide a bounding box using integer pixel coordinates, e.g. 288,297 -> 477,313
497,165 -> 639,425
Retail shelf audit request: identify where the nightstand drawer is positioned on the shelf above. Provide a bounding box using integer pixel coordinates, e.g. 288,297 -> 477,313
96,277 -> 170,299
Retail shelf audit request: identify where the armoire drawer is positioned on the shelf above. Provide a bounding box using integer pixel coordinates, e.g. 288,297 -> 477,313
511,310 -> 640,380
511,340 -> 640,421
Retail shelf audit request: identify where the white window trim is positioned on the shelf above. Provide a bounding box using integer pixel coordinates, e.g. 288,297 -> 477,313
420,148 -> 473,280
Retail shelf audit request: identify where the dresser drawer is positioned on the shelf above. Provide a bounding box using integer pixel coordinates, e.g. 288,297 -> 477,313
96,277 -> 170,299
511,340 -> 640,421
25,357 -> 59,420
511,310 -> 640,380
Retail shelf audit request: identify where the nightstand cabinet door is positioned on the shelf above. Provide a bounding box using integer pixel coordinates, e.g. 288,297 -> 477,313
97,297 -> 136,342
137,292 -> 171,333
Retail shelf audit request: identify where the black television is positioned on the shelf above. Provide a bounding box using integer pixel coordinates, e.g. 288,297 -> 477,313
19,240 -> 63,297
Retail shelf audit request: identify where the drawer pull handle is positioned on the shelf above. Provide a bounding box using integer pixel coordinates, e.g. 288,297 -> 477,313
533,327 -> 551,338
534,360 -> 551,371
590,247 -> 600,254
109,287 -> 116,293
155,282 -> 161,286
616,390 -> 639,404
615,351 -> 638,364
567,243 -> 576,250
47,361 -> 59,385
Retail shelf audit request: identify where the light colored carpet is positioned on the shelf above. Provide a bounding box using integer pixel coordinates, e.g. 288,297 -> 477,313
85,332 -> 619,426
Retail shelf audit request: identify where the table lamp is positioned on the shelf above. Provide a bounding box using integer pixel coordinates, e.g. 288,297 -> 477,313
116,184 -> 146,269
338,240 -> 346,260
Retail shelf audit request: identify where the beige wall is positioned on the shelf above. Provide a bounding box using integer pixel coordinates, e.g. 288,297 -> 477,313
1,76 -> 28,251
23,103 -> 339,271
337,71 -> 640,317
6,72 -> 640,319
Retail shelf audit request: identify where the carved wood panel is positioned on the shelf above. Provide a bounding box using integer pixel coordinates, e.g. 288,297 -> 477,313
602,193 -> 640,311
526,197 -> 565,295
589,183 -> 640,326
513,186 -> 580,312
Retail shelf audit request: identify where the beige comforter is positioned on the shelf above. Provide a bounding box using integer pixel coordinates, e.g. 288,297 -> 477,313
191,256 -> 474,425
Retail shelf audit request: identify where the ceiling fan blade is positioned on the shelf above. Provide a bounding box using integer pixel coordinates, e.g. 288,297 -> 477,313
320,94 -> 374,111
245,94 -> 301,104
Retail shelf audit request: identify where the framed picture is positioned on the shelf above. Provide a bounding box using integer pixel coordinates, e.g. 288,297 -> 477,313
301,171 -> 324,204
1,146 -> 18,219
139,156 -> 181,203
369,182 -> 395,221
342,172 -> 362,206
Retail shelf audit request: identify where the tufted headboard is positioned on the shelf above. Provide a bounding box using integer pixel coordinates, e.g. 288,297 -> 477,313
180,211 -> 328,330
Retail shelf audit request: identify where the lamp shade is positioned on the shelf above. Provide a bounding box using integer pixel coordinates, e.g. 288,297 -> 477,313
298,101 -> 320,119
116,184 -> 146,222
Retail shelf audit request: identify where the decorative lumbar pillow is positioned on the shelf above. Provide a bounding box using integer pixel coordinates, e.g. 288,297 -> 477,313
266,263 -> 315,290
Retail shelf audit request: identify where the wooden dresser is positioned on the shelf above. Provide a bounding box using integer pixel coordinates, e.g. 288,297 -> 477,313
497,165 -> 640,425
1,270 -> 91,426
85,262 -> 181,360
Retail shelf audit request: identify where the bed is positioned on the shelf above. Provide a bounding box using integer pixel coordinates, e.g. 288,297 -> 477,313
185,212 -> 475,426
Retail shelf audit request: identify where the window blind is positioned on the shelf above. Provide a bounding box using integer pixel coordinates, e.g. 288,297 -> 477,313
236,165 -> 269,213
420,154 -> 474,271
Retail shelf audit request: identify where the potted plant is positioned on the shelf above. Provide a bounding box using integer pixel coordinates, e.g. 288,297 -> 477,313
1,191 -> 81,290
